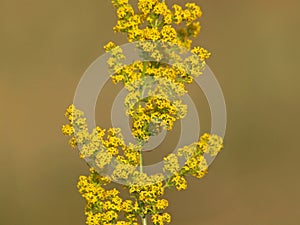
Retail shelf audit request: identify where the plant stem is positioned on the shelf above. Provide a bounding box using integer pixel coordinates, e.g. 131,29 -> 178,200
141,216 -> 147,225
138,142 -> 147,225
139,148 -> 143,173
138,61 -> 148,224
138,62 -> 147,174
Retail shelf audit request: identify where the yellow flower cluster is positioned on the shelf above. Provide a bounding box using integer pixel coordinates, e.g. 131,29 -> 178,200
112,0 -> 203,48
192,46 -> 212,61
104,0 -> 212,146
170,173 -> 187,191
163,133 -> 224,189
62,1 -> 225,225
62,105 -> 223,224
78,170 -> 171,225
62,105 -> 223,225
163,154 -> 179,174
151,213 -> 171,225
198,133 -> 224,156
105,0 -> 212,144
129,96 -> 183,141
105,0 -> 211,98
105,54 -> 190,142
78,168 -> 140,225
127,173 -> 171,223
62,105 -> 141,173
104,41 -> 126,75
62,104 -> 87,149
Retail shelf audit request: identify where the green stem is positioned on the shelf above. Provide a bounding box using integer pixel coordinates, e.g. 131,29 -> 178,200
137,59 -> 149,225
141,216 -> 147,225
138,142 -> 147,224
139,148 -> 143,173
138,61 -> 147,98
138,62 -> 147,174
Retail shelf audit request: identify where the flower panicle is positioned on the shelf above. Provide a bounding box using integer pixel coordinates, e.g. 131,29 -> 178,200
62,1 -> 224,225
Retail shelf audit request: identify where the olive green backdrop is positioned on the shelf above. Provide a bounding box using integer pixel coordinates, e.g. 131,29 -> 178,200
1,0 -> 299,225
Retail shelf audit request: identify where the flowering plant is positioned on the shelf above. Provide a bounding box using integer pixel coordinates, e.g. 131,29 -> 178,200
62,0 -> 224,224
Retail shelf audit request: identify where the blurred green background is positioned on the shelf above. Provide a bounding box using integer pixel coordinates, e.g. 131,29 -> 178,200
1,0 -> 300,224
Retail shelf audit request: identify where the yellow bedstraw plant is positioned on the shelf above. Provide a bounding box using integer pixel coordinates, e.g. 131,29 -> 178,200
62,0 -> 224,225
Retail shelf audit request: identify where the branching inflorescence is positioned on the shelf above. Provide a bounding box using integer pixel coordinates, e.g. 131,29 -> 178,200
62,0 -> 224,225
